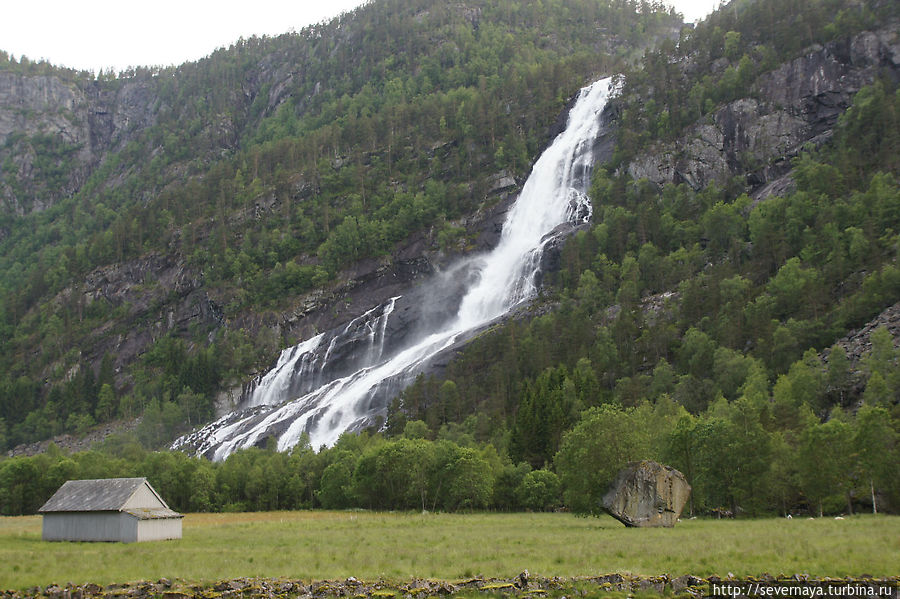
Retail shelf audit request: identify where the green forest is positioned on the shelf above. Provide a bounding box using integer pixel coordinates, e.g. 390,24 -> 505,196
2,0 -> 900,519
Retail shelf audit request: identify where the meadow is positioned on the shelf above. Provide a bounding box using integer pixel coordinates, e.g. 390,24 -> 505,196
1,512 -> 898,590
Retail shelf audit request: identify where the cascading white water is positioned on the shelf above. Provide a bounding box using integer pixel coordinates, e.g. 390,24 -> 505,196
174,76 -> 616,459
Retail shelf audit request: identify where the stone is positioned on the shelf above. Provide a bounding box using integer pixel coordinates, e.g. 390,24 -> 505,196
517,571 -> 530,589
601,460 -> 691,528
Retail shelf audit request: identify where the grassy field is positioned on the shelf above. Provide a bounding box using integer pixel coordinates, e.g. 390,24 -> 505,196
1,512 -> 898,590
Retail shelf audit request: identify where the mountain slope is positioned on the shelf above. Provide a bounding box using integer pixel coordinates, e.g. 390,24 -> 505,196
0,0 -> 680,450
1,0 -> 899,520
391,0 -> 900,514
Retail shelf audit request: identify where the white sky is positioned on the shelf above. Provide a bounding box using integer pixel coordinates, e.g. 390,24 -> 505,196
1,0 -> 721,74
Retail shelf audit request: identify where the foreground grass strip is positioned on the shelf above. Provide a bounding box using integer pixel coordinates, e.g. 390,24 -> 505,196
1,512 -> 898,589
2,575 -> 899,599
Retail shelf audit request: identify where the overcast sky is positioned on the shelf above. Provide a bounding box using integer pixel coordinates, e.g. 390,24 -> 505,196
2,0 -> 721,74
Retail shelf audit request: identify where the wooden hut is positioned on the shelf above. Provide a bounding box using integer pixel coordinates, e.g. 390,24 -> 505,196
39,478 -> 183,542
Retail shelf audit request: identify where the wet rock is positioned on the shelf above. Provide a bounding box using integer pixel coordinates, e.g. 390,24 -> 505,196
487,170 -> 517,194
602,460 -> 691,527
536,221 -> 591,286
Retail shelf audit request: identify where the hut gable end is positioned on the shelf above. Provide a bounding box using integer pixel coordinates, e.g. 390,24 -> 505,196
122,482 -> 170,511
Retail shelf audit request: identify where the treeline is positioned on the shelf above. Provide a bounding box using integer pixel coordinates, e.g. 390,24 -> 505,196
0,429 -> 553,516
1,394 -> 895,518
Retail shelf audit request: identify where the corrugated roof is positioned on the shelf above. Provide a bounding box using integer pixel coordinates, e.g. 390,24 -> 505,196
39,478 -> 153,513
123,507 -> 183,520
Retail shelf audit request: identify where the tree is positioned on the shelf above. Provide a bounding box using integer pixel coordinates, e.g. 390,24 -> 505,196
798,417 -> 856,516
862,371 -> 892,406
98,353 -> 115,391
516,469 -> 561,511
317,452 -> 356,509
678,327 -> 717,379
865,327 -> 894,371
554,405 -> 650,514
826,345 -> 852,406
379,438 -> 435,511
768,258 -> 823,319
665,414 -> 697,516
854,405 -> 897,514
95,383 -> 117,422
0,458 -> 42,515
442,446 -> 492,511
691,399 -> 772,516
767,431 -> 800,517
723,31 -> 742,61
509,367 -> 575,468
402,420 -> 430,440
493,462 -> 531,511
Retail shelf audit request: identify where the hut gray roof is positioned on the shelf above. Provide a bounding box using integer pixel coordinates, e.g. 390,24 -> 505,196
39,478 -> 181,518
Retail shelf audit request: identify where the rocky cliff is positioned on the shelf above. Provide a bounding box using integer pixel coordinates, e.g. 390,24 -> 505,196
0,72 -> 159,215
626,25 -> 900,200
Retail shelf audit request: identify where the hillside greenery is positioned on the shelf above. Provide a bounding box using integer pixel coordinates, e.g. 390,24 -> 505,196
387,81 -> 900,515
0,0 -> 679,448
0,0 -> 899,521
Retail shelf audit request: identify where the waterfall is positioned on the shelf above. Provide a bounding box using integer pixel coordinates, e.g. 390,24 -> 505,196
174,76 -> 616,459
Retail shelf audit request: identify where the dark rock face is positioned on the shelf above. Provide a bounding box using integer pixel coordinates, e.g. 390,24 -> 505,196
828,300 -> 900,364
626,25 -> 900,201
0,72 -> 160,214
50,253 -> 217,382
602,461 -> 691,528
819,300 -> 900,407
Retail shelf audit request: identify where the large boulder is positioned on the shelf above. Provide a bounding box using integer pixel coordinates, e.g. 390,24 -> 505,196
602,461 -> 691,528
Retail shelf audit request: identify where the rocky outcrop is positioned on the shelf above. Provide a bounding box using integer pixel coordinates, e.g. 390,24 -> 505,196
818,300 -> 900,405
828,300 -> 900,365
5,420 -> 139,458
602,461 -> 691,527
626,25 -> 900,200
0,73 -> 160,214
40,252 -> 222,393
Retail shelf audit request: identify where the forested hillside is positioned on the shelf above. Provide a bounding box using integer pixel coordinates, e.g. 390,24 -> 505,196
0,0 -> 678,449
2,0 -> 900,520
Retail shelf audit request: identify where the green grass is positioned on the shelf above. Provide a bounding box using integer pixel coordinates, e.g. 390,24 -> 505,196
1,512 -> 898,590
